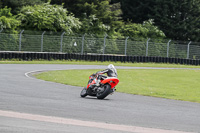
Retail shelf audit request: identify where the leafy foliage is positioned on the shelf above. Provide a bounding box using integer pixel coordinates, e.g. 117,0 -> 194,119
120,19 -> 166,39
17,3 -> 81,34
120,0 -> 154,23
150,0 -> 200,41
0,0 -> 200,42
0,6 -> 20,31
51,0 -> 123,37
0,0 -> 44,14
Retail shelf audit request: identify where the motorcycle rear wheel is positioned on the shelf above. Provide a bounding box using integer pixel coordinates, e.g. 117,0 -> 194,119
80,87 -> 87,97
96,84 -> 111,99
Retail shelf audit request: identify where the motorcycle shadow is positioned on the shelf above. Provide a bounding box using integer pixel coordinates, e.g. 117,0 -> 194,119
80,96 -> 111,101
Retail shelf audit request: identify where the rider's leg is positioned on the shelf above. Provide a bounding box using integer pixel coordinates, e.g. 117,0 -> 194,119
95,75 -> 102,86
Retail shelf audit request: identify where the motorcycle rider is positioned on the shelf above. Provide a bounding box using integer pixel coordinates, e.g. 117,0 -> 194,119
94,64 -> 117,86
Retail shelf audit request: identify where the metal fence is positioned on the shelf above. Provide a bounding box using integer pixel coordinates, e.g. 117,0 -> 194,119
0,30 -> 200,59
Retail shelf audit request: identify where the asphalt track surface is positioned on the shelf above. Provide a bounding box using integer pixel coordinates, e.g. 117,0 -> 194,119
0,64 -> 200,133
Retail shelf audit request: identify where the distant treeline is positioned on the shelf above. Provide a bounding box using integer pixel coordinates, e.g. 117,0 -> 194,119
0,0 -> 200,41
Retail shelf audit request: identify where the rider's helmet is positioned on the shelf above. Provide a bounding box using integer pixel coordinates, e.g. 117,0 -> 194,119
107,64 -> 118,77
108,64 -> 115,69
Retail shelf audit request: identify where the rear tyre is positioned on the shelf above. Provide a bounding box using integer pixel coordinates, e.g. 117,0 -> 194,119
80,87 -> 87,97
96,84 -> 111,99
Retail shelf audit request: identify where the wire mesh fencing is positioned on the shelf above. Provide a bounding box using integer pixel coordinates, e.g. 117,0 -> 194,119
0,30 -> 200,60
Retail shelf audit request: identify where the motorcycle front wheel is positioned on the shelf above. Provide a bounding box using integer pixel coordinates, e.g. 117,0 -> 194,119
80,87 -> 87,97
96,84 -> 111,99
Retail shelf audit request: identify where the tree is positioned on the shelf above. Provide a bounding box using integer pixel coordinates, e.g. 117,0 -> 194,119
119,0 -> 200,41
119,0 -> 154,23
0,0 -> 44,14
119,19 -> 165,39
150,0 -> 200,41
0,7 -> 20,51
17,3 -> 81,34
80,14 -> 110,35
0,6 -> 20,31
50,0 -> 123,37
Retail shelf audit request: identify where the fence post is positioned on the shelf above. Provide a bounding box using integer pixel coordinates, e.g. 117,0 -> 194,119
60,32 -> 65,52
41,31 -> 46,52
81,34 -> 85,54
0,28 -> 3,43
0,28 -> 3,33
0,28 -> 3,45
125,36 -> 129,55
167,40 -> 171,57
187,41 -> 192,59
146,38 -> 150,56
103,34 -> 108,54
19,30 -> 24,51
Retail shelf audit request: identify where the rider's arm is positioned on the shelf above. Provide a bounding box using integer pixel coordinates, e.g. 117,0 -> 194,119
96,69 -> 109,75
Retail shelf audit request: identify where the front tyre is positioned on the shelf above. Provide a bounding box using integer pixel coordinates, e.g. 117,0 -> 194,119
80,87 -> 87,97
96,84 -> 111,99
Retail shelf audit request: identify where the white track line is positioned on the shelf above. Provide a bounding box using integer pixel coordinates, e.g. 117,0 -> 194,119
0,110 -> 193,133
25,70 -> 41,79
25,70 -> 52,79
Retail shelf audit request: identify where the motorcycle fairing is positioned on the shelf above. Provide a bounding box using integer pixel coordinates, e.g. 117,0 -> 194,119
100,77 -> 119,89
86,77 -> 97,89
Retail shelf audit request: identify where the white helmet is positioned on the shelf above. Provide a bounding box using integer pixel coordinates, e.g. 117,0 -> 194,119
108,64 -> 115,69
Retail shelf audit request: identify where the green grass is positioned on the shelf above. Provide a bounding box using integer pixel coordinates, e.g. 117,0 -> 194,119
35,69 -> 200,103
1,59 -> 200,68
2,59 -> 200,102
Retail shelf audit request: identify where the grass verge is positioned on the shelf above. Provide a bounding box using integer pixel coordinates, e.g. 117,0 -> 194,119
35,69 -> 200,103
1,59 -> 200,68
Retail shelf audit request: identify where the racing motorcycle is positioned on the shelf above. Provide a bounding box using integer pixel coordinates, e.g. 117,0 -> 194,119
80,73 -> 119,99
